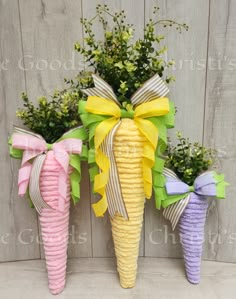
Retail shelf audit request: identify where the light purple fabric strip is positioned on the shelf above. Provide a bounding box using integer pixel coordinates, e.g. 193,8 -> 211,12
165,177 -> 189,194
194,172 -> 216,196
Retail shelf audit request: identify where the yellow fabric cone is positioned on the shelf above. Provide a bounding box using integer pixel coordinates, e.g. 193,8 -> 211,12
110,118 -> 146,288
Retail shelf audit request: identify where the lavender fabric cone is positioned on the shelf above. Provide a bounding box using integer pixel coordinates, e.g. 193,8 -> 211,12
178,193 -> 208,284
161,168 -> 227,284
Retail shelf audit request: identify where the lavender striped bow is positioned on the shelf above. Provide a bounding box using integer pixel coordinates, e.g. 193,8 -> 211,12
162,168 -> 228,230
165,172 -> 219,197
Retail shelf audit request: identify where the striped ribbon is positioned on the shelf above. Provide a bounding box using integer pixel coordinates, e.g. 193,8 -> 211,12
101,121 -> 128,219
13,126 -> 44,140
162,168 -> 190,230
82,74 -> 169,219
131,73 -> 169,105
12,127 -> 50,214
82,74 -> 120,105
29,154 -> 50,214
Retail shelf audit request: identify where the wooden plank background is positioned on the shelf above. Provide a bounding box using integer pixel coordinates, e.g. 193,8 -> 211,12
0,0 -> 235,262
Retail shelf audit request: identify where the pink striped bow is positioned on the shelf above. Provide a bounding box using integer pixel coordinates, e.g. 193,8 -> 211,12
12,133 -> 82,212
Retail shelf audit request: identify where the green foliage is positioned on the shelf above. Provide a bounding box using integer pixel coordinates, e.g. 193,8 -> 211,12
16,5 -> 188,141
16,90 -> 82,143
16,70 -> 94,143
74,4 -> 188,102
165,132 -> 217,185
64,70 -> 94,93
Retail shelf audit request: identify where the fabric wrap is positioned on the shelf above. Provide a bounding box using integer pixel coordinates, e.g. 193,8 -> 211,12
178,193 -> 208,284
161,168 -> 228,284
39,151 -> 71,294
9,126 -> 87,294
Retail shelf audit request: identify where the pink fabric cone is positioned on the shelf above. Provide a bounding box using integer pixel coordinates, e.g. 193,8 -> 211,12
178,193 -> 208,284
39,151 -> 71,295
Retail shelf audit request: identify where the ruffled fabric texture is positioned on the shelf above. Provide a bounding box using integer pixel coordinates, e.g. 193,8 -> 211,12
178,193 -> 208,284
39,151 -> 71,295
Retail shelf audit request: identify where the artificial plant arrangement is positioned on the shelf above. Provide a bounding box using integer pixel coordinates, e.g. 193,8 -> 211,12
158,132 -> 228,284
77,4 -> 188,288
9,90 -> 87,294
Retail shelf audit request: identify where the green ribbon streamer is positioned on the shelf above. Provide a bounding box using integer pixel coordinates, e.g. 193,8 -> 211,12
214,173 -> 229,199
151,101 -> 175,209
9,126 -> 88,206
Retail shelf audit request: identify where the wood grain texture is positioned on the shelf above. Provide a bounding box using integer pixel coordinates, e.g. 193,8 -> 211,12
18,0 -> 84,97
68,162 -> 92,257
203,0 -> 236,262
0,0 -> 40,262
144,0 -> 210,257
18,0 -> 92,258
1,0 -> 236,263
0,258 -> 236,299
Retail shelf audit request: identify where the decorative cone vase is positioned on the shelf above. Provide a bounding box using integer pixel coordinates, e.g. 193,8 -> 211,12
39,151 -> 71,294
79,73 -> 175,288
178,193 -> 208,284
110,118 -> 146,288
9,126 -> 84,294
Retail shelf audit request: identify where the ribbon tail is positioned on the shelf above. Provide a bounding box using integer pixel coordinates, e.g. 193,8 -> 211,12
92,117 -> 120,217
163,194 -> 191,230
92,194 -> 108,217
152,157 -> 166,209
18,162 -> 32,196
69,154 -> 81,205
134,118 -> 159,200
101,121 -> 128,219
29,154 -> 50,214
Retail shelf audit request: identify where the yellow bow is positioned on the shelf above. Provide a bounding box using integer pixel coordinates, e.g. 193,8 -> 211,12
85,95 -> 170,217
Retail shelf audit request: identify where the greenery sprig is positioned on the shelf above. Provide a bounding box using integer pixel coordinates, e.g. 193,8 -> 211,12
165,132 -> 217,185
16,90 -> 81,143
73,4 -> 188,103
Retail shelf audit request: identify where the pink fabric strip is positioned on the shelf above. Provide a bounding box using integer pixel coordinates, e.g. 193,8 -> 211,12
39,151 -> 70,295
